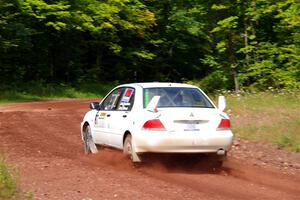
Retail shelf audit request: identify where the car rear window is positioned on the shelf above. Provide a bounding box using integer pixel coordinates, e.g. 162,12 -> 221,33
143,87 -> 214,108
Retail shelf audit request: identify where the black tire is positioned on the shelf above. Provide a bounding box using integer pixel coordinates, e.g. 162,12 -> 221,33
83,125 -> 91,154
213,160 -> 223,168
123,135 -> 142,162
83,125 -> 97,154
211,154 -> 226,168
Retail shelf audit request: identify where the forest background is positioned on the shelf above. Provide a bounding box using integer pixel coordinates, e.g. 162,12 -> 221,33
0,0 -> 299,93
1,1 -> 300,198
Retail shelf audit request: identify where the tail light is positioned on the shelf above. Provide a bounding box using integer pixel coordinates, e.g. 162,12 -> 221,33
217,119 -> 231,130
143,119 -> 166,131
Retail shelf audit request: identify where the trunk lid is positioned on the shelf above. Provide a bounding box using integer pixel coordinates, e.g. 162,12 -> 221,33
157,108 -> 221,132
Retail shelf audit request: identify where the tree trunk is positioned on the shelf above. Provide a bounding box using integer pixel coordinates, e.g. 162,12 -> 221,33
95,45 -> 103,79
227,32 -> 240,92
233,69 -> 239,93
244,13 -> 249,65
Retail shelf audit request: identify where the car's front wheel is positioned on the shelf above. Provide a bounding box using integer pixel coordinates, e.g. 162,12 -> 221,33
123,134 -> 142,163
83,125 -> 98,154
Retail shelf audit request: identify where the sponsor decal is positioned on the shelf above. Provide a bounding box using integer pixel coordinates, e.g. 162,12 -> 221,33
95,111 -> 106,127
125,88 -> 133,97
119,88 -> 134,110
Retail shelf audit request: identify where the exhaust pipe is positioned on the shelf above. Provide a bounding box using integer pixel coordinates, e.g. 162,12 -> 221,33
217,149 -> 226,156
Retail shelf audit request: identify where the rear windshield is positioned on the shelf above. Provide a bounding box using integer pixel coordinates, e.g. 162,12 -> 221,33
143,87 -> 214,108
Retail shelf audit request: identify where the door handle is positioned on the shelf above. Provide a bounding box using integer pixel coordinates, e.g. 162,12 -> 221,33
106,114 -> 111,117
122,115 -> 127,118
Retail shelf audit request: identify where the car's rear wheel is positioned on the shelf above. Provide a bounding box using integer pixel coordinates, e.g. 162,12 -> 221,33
213,160 -> 223,168
83,125 -> 98,154
123,134 -> 142,163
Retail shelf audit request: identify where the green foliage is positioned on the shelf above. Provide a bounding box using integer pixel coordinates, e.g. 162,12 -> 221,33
243,42 -> 300,89
0,156 -> 17,199
211,16 -> 238,33
0,0 -> 300,90
0,155 -> 33,199
187,70 -> 231,93
0,82 -> 115,104
168,5 -> 207,37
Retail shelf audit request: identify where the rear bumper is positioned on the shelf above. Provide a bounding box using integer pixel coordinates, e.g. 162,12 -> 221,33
134,130 -> 233,153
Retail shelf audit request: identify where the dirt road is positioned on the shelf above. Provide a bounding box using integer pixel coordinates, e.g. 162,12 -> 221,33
0,100 -> 300,200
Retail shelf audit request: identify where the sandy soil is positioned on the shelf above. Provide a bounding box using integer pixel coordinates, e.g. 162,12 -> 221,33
0,99 -> 300,200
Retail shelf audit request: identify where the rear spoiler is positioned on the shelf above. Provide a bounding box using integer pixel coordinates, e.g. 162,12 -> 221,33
146,96 -> 160,112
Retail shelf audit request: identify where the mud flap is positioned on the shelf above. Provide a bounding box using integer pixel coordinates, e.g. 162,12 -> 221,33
131,140 -> 142,162
88,140 -> 98,154
84,129 -> 98,154
131,150 -> 142,162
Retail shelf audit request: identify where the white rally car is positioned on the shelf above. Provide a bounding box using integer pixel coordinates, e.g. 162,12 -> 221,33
80,82 -> 233,165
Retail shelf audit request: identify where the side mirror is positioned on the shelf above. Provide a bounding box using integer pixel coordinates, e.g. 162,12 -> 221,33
89,102 -> 100,110
218,96 -> 226,112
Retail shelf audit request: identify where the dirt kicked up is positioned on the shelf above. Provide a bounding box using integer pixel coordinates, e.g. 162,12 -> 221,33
0,99 -> 300,200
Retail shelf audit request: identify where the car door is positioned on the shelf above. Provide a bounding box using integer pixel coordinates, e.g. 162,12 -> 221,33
106,87 -> 135,148
93,87 -> 124,145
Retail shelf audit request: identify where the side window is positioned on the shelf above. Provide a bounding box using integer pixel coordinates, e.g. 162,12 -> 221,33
117,88 -> 135,111
100,88 -> 123,111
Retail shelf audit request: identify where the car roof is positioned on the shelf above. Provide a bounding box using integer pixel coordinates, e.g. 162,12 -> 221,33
119,82 -> 198,89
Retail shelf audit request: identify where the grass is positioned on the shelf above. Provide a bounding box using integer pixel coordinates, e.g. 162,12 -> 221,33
0,155 -> 33,200
0,156 -> 17,199
0,82 -> 116,104
222,89 -> 300,152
